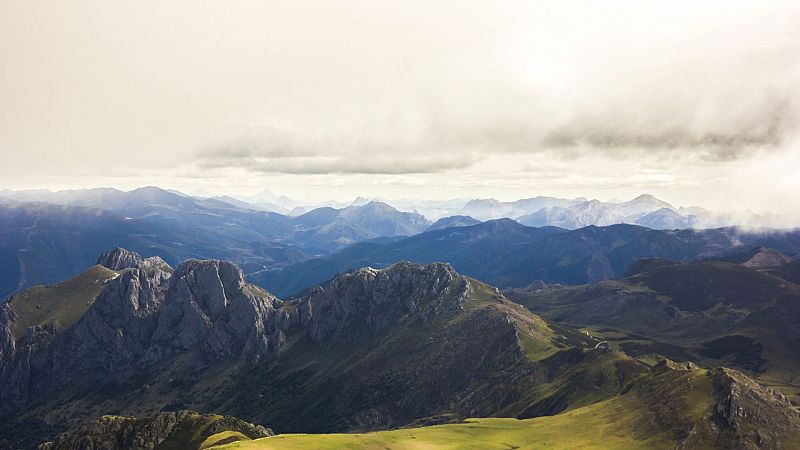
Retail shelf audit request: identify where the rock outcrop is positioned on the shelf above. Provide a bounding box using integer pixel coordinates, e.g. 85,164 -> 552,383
0,257 -> 287,416
294,261 -> 469,342
620,360 -> 800,450
37,410 -> 273,450
97,246 -> 171,274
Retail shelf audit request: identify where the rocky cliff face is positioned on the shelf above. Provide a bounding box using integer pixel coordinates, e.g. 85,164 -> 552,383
0,253 -> 289,417
37,410 -> 273,450
294,261 -> 469,343
709,367 -> 800,449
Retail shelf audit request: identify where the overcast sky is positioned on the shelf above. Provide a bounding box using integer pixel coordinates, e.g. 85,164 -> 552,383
1,0 -> 799,214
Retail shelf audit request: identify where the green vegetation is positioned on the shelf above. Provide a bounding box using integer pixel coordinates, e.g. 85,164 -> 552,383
201,431 -> 253,450
214,363 -> 800,450
213,366 -> 709,450
215,414 -> 660,450
6,265 -> 117,338
505,260 -> 800,404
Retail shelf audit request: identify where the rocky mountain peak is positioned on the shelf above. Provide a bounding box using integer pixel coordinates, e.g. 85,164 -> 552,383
170,259 -> 246,308
152,259 -> 281,356
96,247 -> 143,270
296,261 -> 469,342
96,247 -> 171,275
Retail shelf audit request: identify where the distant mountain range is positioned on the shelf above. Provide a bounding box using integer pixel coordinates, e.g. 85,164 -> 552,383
0,187 -> 429,299
252,219 -> 800,298
1,188 -> 784,229
1,186 -> 797,301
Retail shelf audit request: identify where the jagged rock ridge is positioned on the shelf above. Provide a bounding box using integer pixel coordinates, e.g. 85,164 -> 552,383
0,249 -> 474,422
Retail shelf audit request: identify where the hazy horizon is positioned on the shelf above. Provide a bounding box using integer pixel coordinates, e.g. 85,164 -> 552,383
2,1 -> 799,219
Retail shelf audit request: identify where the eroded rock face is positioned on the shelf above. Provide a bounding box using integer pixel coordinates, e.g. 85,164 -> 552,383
0,257 -> 283,416
97,247 -> 171,277
710,368 -> 800,449
152,260 -> 282,358
37,410 -> 273,450
295,262 -> 469,342
96,247 -> 145,270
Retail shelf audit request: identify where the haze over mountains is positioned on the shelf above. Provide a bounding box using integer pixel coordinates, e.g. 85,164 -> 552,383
0,186 -> 780,229
2,186 -> 798,301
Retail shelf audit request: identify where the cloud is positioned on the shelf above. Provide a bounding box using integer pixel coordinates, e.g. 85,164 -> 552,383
197,32 -> 800,175
197,125 -> 478,174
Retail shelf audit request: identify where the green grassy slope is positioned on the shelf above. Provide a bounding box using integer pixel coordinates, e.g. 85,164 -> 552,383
4,264 -> 117,338
215,362 -> 800,450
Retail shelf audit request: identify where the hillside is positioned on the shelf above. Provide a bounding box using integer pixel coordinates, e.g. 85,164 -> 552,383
223,362 -> 800,450
505,259 -> 800,402
250,219 -> 565,297
1,265 -> 118,339
425,215 -> 480,231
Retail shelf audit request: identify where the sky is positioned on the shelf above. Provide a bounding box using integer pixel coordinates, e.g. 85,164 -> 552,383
1,0 -> 799,214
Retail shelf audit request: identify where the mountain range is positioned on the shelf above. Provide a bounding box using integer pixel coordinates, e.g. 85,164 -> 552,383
3,187 -> 798,310
2,248 -> 800,449
252,219 -> 800,298
0,187 -> 782,230
0,187 -> 431,299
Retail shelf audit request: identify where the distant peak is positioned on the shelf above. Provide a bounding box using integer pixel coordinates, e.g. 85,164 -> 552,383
96,247 -> 143,270
96,247 -> 172,273
628,194 -> 672,206
131,185 -> 167,193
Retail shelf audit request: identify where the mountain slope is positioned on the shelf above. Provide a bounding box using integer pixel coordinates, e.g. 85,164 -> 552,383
1,265 -> 118,339
505,259 -> 800,402
706,246 -> 793,268
293,201 -> 430,251
425,215 -> 480,231
250,219 -> 566,297
0,198 -> 308,299
766,260 -> 800,284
